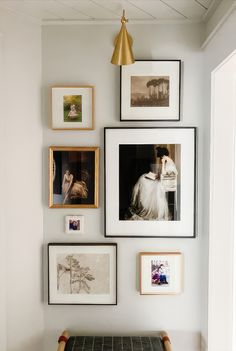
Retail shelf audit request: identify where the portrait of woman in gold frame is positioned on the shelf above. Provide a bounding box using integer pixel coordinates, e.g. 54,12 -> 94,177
49,146 -> 99,208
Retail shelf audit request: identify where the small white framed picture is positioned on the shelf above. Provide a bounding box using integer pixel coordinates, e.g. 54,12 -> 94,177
140,252 -> 183,295
65,215 -> 84,234
51,86 -> 94,130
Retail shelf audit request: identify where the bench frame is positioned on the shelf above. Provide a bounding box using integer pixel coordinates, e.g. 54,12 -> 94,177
57,331 -> 173,351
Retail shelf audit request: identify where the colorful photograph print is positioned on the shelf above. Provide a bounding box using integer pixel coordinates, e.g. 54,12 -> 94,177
69,219 -> 80,231
151,259 -> 170,286
131,76 -> 169,107
48,243 -> 117,305
119,144 -> 180,222
63,95 -> 82,122
140,252 -> 182,295
49,147 -> 99,208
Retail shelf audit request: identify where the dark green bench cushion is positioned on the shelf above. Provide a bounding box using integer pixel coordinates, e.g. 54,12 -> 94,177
65,336 -> 165,351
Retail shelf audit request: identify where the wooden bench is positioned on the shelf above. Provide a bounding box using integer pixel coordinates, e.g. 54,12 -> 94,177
57,331 -> 172,351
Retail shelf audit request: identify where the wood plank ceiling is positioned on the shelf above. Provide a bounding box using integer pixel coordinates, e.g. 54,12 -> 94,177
0,0 -> 220,23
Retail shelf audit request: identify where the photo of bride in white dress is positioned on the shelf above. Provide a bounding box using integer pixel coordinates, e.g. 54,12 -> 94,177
119,144 -> 180,221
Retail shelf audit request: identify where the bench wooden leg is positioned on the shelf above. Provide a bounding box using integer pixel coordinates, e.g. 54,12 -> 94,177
160,331 -> 172,351
57,330 -> 69,351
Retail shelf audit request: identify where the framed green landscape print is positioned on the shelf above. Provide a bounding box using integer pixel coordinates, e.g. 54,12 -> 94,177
51,86 -> 94,130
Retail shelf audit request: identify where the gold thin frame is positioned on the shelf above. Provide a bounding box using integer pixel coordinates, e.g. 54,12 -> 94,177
49,146 -> 99,208
51,86 -> 94,130
140,251 -> 183,295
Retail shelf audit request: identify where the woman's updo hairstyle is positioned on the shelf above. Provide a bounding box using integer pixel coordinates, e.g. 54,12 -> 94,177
156,146 -> 169,158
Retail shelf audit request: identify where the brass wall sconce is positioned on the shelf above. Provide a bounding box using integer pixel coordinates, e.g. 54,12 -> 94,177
111,10 -> 135,65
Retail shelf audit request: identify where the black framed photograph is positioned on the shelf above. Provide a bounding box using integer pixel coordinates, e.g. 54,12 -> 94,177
120,60 -> 181,121
105,127 -> 196,238
49,146 -> 99,208
48,243 -> 117,305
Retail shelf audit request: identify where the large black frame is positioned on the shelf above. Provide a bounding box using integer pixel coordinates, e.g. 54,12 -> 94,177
120,59 -> 181,122
104,127 -> 197,238
48,242 -> 118,305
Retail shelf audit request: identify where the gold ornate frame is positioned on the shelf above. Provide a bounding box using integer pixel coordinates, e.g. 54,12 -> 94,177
49,146 -> 99,208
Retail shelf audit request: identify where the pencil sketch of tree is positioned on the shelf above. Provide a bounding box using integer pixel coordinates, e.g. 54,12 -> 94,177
57,254 -> 95,294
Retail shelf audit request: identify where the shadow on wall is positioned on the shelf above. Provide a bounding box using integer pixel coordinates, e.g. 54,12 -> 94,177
169,330 -> 201,351
10,333 -> 44,351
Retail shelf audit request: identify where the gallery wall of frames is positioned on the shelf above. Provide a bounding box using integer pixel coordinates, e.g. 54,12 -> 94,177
47,60 -> 196,305
41,24 -> 206,350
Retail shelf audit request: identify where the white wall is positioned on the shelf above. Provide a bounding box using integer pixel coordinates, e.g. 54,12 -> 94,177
2,9 -> 231,351
202,7 -> 236,351
42,23 -> 205,351
0,9 -> 44,351
0,31 -> 7,351
204,0 -> 235,41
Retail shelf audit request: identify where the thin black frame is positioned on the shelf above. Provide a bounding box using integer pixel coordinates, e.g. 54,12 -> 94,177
48,242 -> 118,305
120,59 -> 181,122
104,127 -> 197,238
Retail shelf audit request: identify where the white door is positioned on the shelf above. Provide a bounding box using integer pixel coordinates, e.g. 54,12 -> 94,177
208,50 -> 236,351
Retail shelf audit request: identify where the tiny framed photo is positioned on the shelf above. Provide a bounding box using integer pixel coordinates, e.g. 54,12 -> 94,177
65,215 -> 84,234
120,60 -> 181,121
105,127 -> 196,238
51,86 -> 94,130
140,252 -> 182,295
48,243 -> 117,305
49,146 -> 99,208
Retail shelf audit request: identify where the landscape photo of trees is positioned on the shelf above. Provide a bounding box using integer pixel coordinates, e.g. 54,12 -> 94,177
131,76 -> 169,107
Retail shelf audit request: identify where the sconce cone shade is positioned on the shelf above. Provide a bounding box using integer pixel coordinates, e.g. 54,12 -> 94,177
111,22 -> 135,65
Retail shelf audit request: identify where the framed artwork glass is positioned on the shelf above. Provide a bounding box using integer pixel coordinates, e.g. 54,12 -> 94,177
120,60 -> 181,121
49,146 -> 99,208
48,243 -> 117,305
140,252 -> 182,295
51,86 -> 94,130
65,215 -> 84,234
104,127 -> 196,238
